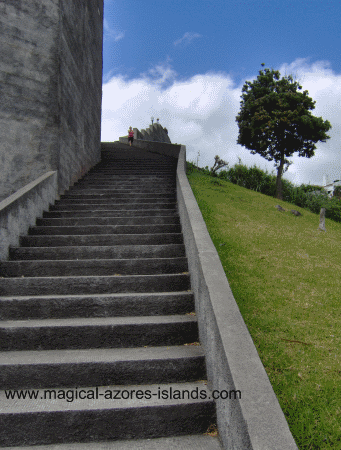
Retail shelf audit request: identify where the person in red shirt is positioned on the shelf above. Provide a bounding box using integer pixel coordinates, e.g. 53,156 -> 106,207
128,127 -> 134,146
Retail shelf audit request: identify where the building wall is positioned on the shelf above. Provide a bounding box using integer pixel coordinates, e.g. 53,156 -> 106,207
0,0 -> 60,201
58,0 -> 103,193
0,0 -> 103,201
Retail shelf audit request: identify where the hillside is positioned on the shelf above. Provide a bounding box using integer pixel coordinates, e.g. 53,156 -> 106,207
187,170 -> 341,450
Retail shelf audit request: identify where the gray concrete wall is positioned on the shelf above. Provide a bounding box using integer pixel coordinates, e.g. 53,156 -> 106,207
176,145 -> 298,450
0,0 -> 103,201
0,171 -> 57,260
0,0 -> 60,202
58,0 -> 103,194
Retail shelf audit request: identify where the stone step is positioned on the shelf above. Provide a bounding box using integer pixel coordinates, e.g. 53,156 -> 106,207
100,158 -> 175,164
87,173 -> 176,178
0,345 -> 205,389
0,153 -> 216,449
0,381 -> 216,447
66,187 -> 176,194
49,203 -> 177,211
20,233 -> 183,247
10,244 -> 186,261
28,224 -> 181,235
74,175 -> 176,182
0,257 -> 188,277
61,193 -> 176,199
0,292 -> 194,320
0,273 -> 190,295
90,163 -> 176,168
0,434 -> 223,450
76,181 -> 175,187
0,315 -> 198,351
35,216 -> 180,227
55,198 -> 176,205
43,209 -> 178,218
87,166 -> 176,170
91,168 -> 176,172
96,163 -> 176,166
80,175 -> 175,181
73,183 -> 176,190
83,172 -> 176,176
85,167 -> 175,171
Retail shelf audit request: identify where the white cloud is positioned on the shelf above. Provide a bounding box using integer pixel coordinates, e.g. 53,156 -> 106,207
174,32 -> 202,46
103,18 -> 125,42
102,59 -> 341,186
140,59 -> 177,89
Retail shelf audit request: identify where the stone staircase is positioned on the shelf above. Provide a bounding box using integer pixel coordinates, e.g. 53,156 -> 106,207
0,145 -> 221,449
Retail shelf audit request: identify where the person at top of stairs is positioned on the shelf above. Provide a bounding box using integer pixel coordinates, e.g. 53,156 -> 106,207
128,126 -> 134,146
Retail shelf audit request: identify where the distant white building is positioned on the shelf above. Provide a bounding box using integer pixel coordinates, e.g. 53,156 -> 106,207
322,175 -> 341,197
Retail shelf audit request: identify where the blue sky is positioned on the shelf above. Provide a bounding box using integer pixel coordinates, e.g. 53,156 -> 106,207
101,0 -> 341,186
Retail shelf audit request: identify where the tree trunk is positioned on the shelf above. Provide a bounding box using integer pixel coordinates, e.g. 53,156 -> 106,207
318,208 -> 326,231
276,156 -> 285,200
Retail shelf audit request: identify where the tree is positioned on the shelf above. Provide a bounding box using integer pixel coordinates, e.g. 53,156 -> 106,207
333,185 -> 341,199
236,66 -> 332,199
210,155 -> 229,175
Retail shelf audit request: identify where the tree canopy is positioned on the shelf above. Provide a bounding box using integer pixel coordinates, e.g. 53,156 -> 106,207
236,66 -> 332,199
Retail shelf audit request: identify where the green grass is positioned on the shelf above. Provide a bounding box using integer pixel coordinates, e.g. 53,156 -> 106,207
187,170 -> 341,450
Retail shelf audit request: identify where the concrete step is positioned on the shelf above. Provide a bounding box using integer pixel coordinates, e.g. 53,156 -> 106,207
0,345 -> 205,389
85,168 -> 176,172
28,224 -> 181,235
91,165 -> 176,169
20,233 -> 183,247
85,166 -> 175,170
0,257 -> 188,277
82,172 -> 176,177
73,180 -> 176,186
90,164 -> 176,168
91,166 -> 176,169
72,184 -> 176,191
0,435 -> 222,450
0,273 -> 191,295
88,164 -> 174,167
42,209 -> 179,219
56,197 -> 176,205
49,203 -> 177,211
0,154 -> 216,448
0,292 -> 194,320
35,216 -> 180,227
43,209 -> 179,218
0,381 -> 216,447
80,175 -> 175,181
66,187 -> 176,193
9,244 -> 186,261
0,315 -> 198,351
61,193 -> 176,199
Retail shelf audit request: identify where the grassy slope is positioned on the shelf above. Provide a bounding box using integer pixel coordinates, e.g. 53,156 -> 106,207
187,171 -> 341,450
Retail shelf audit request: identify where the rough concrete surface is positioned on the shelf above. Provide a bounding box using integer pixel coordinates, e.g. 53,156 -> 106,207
0,0 -> 103,201
0,435 -> 222,450
0,171 -> 57,260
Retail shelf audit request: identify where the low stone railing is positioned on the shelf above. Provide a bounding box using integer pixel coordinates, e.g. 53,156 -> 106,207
0,171 -> 58,260
176,145 -> 298,450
